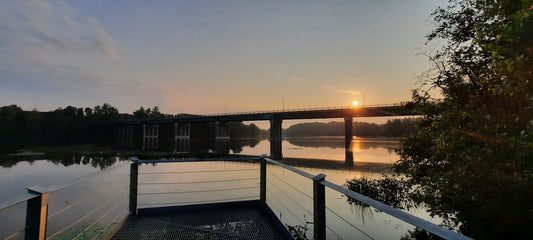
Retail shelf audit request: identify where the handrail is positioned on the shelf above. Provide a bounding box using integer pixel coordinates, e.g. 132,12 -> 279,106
0,161 -> 128,211
0,192 -> 38,211
262,157 -> 471,240
132,156 -> 260,164
264,157 -> 316,180
127,156 -> 472,240
320,180 -> 472,240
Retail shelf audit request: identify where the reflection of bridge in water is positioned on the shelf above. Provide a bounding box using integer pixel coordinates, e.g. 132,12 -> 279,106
118,104 -> 417,162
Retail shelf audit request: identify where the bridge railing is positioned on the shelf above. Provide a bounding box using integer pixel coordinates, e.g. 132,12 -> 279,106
129,155 -> 472,240
201,102 -> 407,117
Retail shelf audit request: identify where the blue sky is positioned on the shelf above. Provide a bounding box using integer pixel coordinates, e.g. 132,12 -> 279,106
0,0 -> 446,115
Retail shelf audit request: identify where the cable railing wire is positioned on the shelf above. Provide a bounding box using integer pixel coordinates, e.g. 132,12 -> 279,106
4,227 -> 25,240
71,197 -> 127,240
325,206 -> 375,240
268,171 -> 313,200
138,177 -> 258,185
267,179 -> 313,217
47,188 -> 126,239
48,199 -> 83,218
89,208 -> 129,240
138,195 -> 259,207
138,186 -> 259,195
266,189 -> 307,226
138,168 -> 259,175
326,224 -> 345,240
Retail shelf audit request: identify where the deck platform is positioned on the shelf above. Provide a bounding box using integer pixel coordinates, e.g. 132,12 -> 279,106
110,201 -> 293,240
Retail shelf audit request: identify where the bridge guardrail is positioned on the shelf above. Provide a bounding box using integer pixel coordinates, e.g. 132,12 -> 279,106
200,102 -> 407,117
117,103 -> 410,123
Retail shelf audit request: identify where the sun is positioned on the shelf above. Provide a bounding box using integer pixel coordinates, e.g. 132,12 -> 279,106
352,100 -> 359,106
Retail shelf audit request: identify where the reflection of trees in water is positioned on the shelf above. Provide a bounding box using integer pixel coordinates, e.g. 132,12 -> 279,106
344,177 -> 449,240
285,137 -> 398,153
45,154 -> 125,169
189,138 -> 262,154
280,157 -> 394,173
1,138 -> 262,169
345,177 -> 417,211
0,154 -> 126,169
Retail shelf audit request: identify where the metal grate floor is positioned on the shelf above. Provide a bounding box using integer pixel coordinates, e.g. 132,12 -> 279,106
110,201 -> 293,240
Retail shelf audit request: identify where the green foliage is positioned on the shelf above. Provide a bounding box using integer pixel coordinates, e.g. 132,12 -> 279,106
345,176 -> 418,211
0,103 -> 119,152
132,106 -> 163,119
396,0 -> 533,239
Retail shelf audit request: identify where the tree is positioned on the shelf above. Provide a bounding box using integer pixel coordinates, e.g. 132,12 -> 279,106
395,1 -> 533,239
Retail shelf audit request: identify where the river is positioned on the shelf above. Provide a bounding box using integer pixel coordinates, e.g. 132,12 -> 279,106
0,137 -> 442,239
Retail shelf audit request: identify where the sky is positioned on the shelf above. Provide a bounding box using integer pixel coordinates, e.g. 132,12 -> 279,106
0,0 -> 447,116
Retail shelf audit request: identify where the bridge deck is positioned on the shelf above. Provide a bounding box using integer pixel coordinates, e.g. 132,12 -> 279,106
110,201 -> 293,240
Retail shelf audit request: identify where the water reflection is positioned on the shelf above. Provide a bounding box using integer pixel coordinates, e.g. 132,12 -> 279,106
286,137 -> 398,153
0,154 -> 126,169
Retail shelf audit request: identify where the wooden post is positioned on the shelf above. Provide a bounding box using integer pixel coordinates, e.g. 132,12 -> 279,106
129,161 -> 139,215
313,173 -> 327,240
260,155 -> 267,203
25,186 -> 49,240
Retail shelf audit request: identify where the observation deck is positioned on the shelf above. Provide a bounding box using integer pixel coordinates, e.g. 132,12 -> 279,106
0,156 -> 472,240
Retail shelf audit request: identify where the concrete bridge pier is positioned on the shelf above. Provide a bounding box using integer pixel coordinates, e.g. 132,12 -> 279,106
344,117 -> 354,164
270,119 -> 283,159
142,124 -> 159,150
174,123 -> 190,152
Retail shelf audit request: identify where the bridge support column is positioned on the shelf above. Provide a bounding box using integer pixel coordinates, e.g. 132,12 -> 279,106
119,125 -> 134,148
215,121 -> 230,140
174,123 -> 190,152
270,119 -> 283,159
142,124 -> 159,150
215,122 -> 230,154
345,117 -> 354,164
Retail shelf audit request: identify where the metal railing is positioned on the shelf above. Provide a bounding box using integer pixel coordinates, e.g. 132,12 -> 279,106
0,161 -> 129,240
129,155 -> 473,240
118,103 -> 410,122
201,103 -> 407,117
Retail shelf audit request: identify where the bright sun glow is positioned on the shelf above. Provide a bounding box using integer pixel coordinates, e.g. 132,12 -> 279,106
353,100 -> 359,106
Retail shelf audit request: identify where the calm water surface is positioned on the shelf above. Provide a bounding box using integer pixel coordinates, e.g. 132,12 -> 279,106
0,137 -> 440,239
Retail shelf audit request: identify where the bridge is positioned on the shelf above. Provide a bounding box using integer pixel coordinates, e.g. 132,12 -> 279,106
117,103 -> 418,160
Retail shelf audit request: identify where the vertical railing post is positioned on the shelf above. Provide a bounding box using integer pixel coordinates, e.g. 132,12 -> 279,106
129,158 -> 139,215
25,186 -> 49,240
260,155 -> 267,204
313,174 -> 327,240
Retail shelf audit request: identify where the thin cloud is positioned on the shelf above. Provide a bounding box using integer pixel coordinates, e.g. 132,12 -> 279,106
0,0 -> 129,110
304,80 -> 361,96
321,85 -> 361,96
0,0 -> 122,70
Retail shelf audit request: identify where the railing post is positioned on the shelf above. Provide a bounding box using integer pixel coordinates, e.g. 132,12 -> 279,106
313,173 -> 327,240
129,159 -> 139,215
25,186 -> 49,240
260,155 -> 267,203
